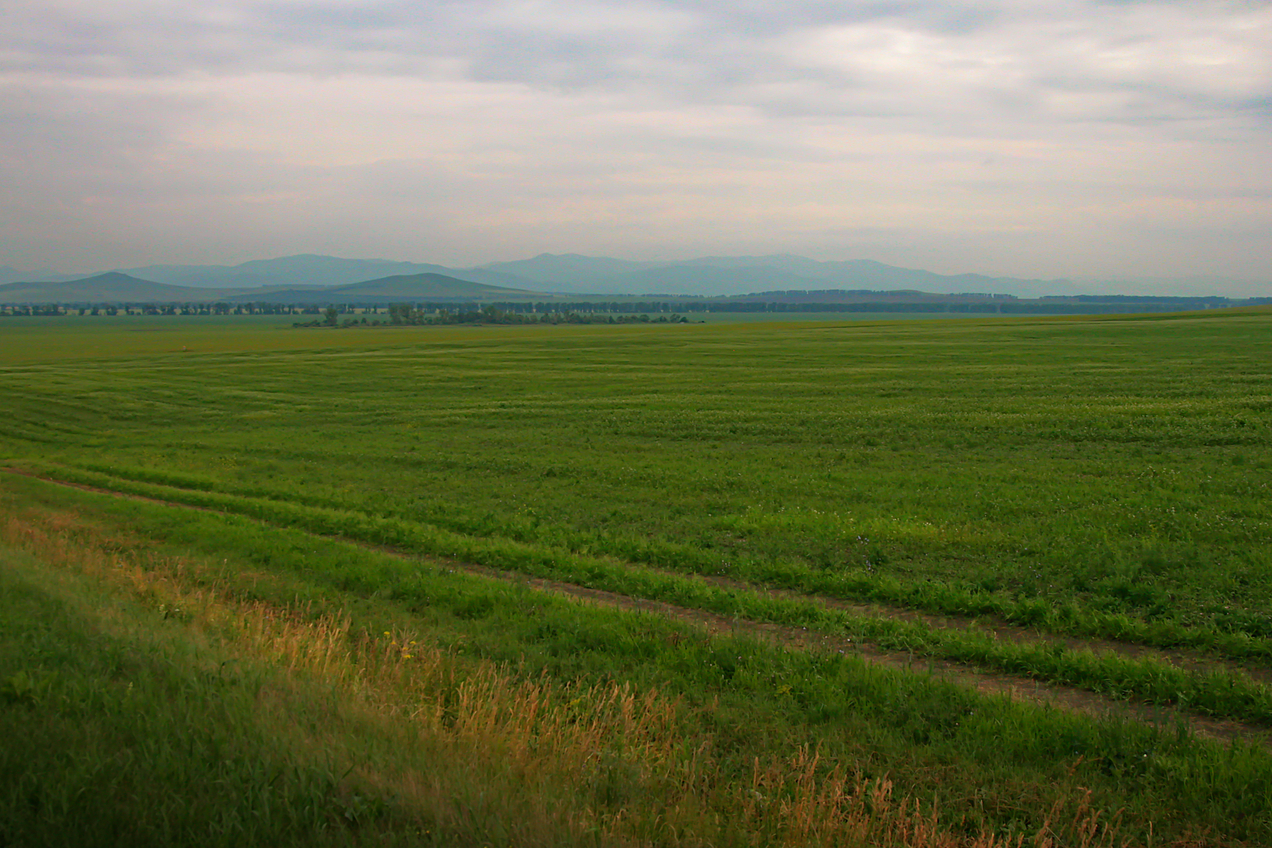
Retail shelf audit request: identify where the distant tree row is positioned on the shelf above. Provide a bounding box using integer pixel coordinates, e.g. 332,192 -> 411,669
293,304 -> 695,329
6,296 -> 1270,320
0,303 -> 325,317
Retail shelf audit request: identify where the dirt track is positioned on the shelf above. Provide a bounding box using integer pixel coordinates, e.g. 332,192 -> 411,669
6,467 -> 1272,749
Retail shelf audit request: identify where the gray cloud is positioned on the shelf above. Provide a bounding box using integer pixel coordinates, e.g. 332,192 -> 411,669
1,0 -> 1269,283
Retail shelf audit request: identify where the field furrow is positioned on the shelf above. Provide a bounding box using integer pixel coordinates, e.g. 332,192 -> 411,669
9,466 -> 1272,747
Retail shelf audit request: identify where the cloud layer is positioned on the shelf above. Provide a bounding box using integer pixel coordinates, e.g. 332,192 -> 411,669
3,0 -> 1270,286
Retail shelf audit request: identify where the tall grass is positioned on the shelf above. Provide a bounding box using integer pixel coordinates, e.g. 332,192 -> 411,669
59,458 -> 1272,664
5,479 -> 1272,844
27,463 -> 1272,730
0,504 -> 1137,848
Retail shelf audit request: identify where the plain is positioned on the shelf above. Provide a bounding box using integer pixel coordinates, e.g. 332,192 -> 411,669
1,309 -> 1270,846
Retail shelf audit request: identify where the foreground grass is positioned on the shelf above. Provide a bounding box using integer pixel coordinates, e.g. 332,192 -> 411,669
3,476 -> 1272,845
29,462 -> 1272,729
0,512 -> 978,848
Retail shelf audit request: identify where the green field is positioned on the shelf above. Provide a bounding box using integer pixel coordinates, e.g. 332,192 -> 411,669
2,310 -> 1271,845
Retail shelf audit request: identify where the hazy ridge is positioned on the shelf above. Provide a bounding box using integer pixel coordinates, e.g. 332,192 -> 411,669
3,253 -> 1268,304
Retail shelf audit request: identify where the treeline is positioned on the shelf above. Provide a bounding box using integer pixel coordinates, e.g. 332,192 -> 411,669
363,298 -> 1272,316
0,303 -> 321,317
7,296 -> 1271,320
293,304 -> 695,329
1044,294 -> 1259,306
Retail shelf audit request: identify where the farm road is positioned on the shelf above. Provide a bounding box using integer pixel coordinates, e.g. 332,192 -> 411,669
6,467 -> 1272,750
453,560 -> 1272,749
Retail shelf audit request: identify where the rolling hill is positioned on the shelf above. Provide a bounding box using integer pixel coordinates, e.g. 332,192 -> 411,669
13,253 -> 1269,300
117,254 -> 533,291
0,270 -> 547,306
0,273 -> 252,304
225,272 -> 546,304
477,253 -> 657,288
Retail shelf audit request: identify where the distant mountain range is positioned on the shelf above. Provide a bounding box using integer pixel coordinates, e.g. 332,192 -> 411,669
476,253 -> 1084,298
227,273 -> 542,305
2,253 -> 1267,304
0,270 -> 540,306
0,256 -> 526,293
120,255 -> 530,292
1,252 -> 1085,301
0,272 -> 250,304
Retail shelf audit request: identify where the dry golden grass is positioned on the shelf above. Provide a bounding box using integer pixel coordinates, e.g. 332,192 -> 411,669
0,504 -> 1139,847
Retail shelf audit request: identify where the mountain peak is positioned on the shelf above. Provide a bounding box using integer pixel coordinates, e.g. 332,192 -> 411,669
80,271 -> 149,284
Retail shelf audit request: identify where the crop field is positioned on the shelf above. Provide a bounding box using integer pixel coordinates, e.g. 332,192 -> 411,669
2,309 -> 1271,845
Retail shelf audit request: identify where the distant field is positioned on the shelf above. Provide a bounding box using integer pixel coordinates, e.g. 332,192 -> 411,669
0,309 -> 990,361
3,309 -> 1271,844
0,314 -> 335,362
690,310 -> 993,323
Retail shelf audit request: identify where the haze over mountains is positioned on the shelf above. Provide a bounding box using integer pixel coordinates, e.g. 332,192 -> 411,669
477,254 -> 1089,298
3,253 -> 1090,299
236,273 -> 543,306
0,272 -> 227,304
4,253 -> 1269,304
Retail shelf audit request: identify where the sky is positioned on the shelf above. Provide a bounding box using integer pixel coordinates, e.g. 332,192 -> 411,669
3,0 -> 1270,289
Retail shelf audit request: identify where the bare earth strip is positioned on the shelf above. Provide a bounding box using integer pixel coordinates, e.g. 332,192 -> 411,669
453,562 -> 1272,749
6,467 -> 1272,750
699,576 -> 1272,688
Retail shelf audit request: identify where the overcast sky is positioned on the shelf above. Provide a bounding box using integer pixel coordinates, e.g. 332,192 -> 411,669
3,0 -> 1270,286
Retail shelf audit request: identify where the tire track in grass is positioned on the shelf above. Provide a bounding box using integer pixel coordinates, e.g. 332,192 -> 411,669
445,560 -> 1272,750
33,460 -> 1272,683
29,460 -> 1272,681
5,466 -> 1272,750
696,574 -> 1272,688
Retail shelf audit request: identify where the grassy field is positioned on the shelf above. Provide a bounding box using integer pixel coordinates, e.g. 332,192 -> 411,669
2,309 -> 1271,844
690,311 -> 993,323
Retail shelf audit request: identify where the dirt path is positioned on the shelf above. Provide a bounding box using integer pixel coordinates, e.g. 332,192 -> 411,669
445,559 -> 1272,748
697,574 -> 1272,687
6,467 -> 1271,749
